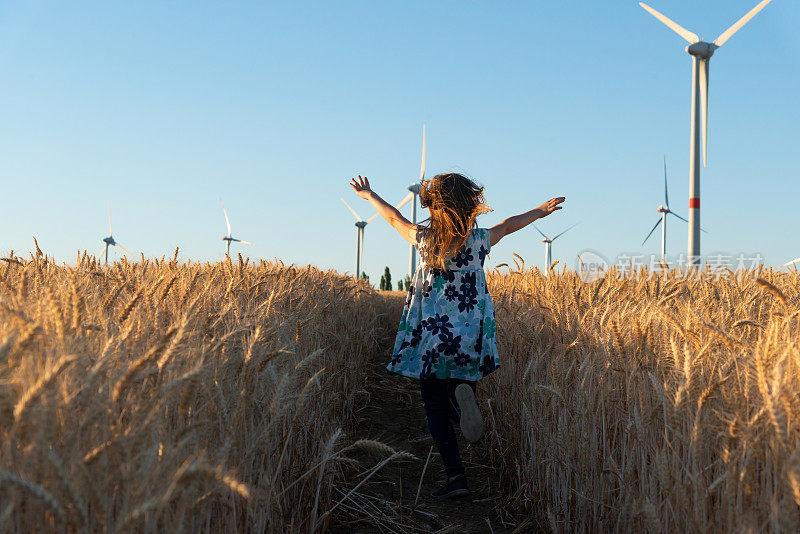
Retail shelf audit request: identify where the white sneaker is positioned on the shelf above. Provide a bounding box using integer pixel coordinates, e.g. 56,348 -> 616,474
454,383 -> 483,442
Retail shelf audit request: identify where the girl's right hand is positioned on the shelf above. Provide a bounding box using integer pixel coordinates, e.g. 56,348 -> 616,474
537,197 -> 565,217
350,175 -> 373,199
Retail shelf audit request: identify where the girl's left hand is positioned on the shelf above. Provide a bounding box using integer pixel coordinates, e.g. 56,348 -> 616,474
537,197 -> 565,217
350,175 -> 373,199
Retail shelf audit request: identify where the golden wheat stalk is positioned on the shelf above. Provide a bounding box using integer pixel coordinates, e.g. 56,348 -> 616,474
12,323 -> 42,356
159,275 -> 177,303
117,290 -> 141,323
756,277 -> 787,306
112,326 -> 177,403
13,354 -> 77,421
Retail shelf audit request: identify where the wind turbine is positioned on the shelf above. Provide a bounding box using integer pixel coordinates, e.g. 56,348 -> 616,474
641,156 -> 691,258
781,258 -> 800,269
407,124 -> 425,280
639,0 -> 774,266
342,194 -> 413,278
532,223 -> 577,272
220,199 -> 255,257
102,202 -> 129,266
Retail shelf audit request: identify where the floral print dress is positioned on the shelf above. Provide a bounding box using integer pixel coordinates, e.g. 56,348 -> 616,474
387,227 -> 500,381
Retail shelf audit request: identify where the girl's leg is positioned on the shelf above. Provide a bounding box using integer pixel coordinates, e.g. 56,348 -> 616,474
448,379 -> 483,442
445,378 -> 477,420
419,378 -> 466,479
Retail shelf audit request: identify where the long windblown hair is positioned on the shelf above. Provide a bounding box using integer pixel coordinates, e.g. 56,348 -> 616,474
418,173 -> 492,270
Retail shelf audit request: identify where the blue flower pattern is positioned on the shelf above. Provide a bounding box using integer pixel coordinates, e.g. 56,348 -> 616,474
424,313 -> 453,336
421,349 -> 439,378
386,228 -> 500,380
430,268 -> 456,283
453,249 -> 473,268
420,280 -> 432,298
436,330 -> 462,356
409,323 -> 424,347
454,352 -> 472,367
443,284 -> 458,302
404,285 -> 414,307
477,245 -> 489,263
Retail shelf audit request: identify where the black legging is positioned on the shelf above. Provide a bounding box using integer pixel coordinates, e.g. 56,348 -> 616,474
419,378 -> 478,478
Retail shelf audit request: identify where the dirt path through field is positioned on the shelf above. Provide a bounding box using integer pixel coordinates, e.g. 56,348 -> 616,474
330,293 -> 528,533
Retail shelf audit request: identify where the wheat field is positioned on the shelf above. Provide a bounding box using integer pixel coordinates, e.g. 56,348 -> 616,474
484,263 -> 800,532
2,249 -> 799,532
0,250 -> 406,532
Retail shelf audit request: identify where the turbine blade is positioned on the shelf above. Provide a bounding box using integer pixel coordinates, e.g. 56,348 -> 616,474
642,218 -> 662,246
639,3 -> 699,44
668,213 -> 707,233
552,223 -> 578,241
419,124 -> 426,181
532,224 -> 549,240
395,192 -> 414,210
781,257 -> 800,268
114,243 -> 130,255
663,155 -> 669,208
366,212 -> 380,224
239,240 -> 256,246
220,198 -> 232,236
713,0 -> 773,47
341,198 -> 363,222
700,59 -> 709,167
669,211 -> 689,224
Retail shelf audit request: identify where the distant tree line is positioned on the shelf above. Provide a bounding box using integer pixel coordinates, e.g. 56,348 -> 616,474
379,267 -> 409,291
379,267 -> 391,291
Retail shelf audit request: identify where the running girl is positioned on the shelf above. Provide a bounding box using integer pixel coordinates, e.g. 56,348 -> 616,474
349,173 -> 565,498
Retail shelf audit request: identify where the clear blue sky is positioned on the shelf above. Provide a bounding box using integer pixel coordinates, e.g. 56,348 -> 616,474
1,1 -> 798,280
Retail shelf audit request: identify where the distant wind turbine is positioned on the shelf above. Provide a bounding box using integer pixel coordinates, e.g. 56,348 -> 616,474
639,0 -> 774,265
641,156 -> 701,258
407,124 -> 425,281
102,202 -> 129,265
343,194 -> 413,278
220,199 -> 255,257
533,223 -> 577,272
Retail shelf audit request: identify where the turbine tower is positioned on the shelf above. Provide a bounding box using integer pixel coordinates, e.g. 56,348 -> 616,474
407,124 -> 425,280
343,194 -> 413,279
641,156 -> 691,258
533,223 -> 577,272
639,0 -> 774,266
220,199 -> 255,257
102,202 -> 129,266
342,199 -> 379,278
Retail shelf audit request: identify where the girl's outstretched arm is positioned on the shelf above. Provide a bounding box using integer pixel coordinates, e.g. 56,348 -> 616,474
489,197 -> 565,247
350,175 -> 417,244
